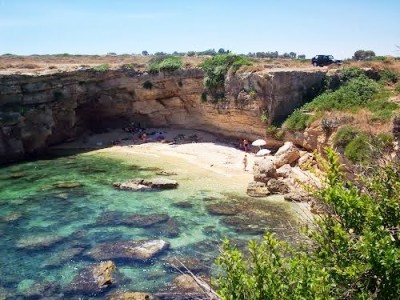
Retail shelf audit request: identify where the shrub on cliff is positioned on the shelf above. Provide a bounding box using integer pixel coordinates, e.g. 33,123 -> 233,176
148,56 -> 182,74
93,64 -> 110,72
215,149 -> 400,299
282,109 -> 310,131
201,54 -> 251,92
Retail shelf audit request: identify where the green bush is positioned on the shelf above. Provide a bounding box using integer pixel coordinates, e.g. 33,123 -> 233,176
379,69 -> 399,84
395,83 -> 400,94
341,67 -> 365,82
304,76 -> 381,111
282,109 -> 310,131
201,54 -> 251,91
93,64 -> 110,72
216,149 -> 400,299
333,125 -> 360,147
148,56 -> 182,74
367,98 -> 399,121
344,133 -> 371,162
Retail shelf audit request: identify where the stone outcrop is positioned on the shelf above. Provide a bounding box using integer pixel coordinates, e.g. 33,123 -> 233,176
249,142 -> 321,199
113,178 -> 178,191
86,240 -> 170,261
0,68 -> 326,164
66,260 -> 116,295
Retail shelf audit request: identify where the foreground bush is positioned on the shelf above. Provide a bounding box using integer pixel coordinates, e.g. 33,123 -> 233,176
215,149 -> 400,299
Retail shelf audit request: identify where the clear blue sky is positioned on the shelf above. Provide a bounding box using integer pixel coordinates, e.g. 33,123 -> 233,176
0,0 -> 399,59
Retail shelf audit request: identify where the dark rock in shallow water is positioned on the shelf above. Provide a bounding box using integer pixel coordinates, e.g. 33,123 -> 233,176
222,216 -> 267,235
52,181 -> 82,189
0,212 -> 23,223
172,201 -> 193,209
16,234 -> 64,250
41,247 -> 85,269
155,170 -> 177,176
65,260 -> 116,296
206,202 -> 239,216
123,213 -> 170,227
113,178 -> 178,191
163,218 -> 180,238
96,212 -> 170,228
19,281 -> 61,299
86,240 -> 170,261
164,256 -> 208,274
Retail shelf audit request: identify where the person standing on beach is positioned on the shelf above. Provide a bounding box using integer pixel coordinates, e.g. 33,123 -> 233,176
243,139 -> 249,152
243,154 -> 248,171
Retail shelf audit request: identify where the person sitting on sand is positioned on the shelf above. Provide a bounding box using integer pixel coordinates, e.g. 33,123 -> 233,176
141,132 -> 147,142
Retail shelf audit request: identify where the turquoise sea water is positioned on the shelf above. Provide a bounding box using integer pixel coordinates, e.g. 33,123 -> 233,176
0,150 -> 304,298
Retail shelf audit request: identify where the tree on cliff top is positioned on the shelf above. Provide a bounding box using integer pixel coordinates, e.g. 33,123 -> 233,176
201,54 -> 251,93
215,149 -> 400,299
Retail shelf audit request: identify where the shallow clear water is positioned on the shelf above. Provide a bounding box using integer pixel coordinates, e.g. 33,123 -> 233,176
0,150 -> 303,298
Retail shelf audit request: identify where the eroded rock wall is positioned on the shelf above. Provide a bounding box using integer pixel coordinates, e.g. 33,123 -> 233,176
0,68 -> 326,163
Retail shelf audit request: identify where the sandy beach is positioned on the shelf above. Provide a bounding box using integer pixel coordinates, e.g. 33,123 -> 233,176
57,127 -> 259,184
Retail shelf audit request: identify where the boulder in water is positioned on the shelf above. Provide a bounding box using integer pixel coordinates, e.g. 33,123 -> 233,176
107,291 -> 153,300
113,178 -> 178,191
66,260 -> 116,295
16,234 -> 64,250
86,240 -> 170,261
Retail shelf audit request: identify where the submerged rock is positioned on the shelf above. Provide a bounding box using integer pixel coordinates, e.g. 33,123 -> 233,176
0,212 -> 23,223
155,170 -> 177,176
18,280 -> 61,299
113,178 -> 178,191
96,212 -> 169,227
164,256 -> 208,274
53,181 -> 82,189
155,274 -> 205,299
246,181 -> 270,197
66,260 -> 116,296
16,234 -> 64,250
41,247 -> 85,268
107,291 -> 153,300
206,202 -> 239,215
173,201 -> 194,208
86,240 -> 170,261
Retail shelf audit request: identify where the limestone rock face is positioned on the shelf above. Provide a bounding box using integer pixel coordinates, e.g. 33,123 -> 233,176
0,68 -> 326,164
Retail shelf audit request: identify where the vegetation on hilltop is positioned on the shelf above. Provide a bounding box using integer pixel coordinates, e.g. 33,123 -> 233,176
215,149 -> 400,299
282,67 -> 399,162
148,55 -> 183,74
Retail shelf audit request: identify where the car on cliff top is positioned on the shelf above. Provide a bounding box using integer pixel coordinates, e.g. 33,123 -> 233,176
311,55 -> 342,67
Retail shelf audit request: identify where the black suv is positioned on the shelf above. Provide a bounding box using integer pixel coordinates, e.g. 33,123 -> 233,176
311,55 -> 342,67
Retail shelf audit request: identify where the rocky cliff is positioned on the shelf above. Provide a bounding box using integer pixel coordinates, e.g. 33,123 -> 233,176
0,67 -> 326,163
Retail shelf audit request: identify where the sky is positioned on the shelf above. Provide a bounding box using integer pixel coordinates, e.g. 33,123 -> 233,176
0,0 -> 399,59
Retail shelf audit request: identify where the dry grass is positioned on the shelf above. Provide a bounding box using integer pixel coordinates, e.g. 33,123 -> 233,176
1,54 -> 399,75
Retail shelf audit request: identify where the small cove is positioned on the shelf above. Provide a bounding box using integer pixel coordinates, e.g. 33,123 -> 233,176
0,147 -> 307,298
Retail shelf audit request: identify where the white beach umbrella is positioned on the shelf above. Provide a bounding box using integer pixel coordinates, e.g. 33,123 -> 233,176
256,149 -> 271,157
252,139 -> 267,147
